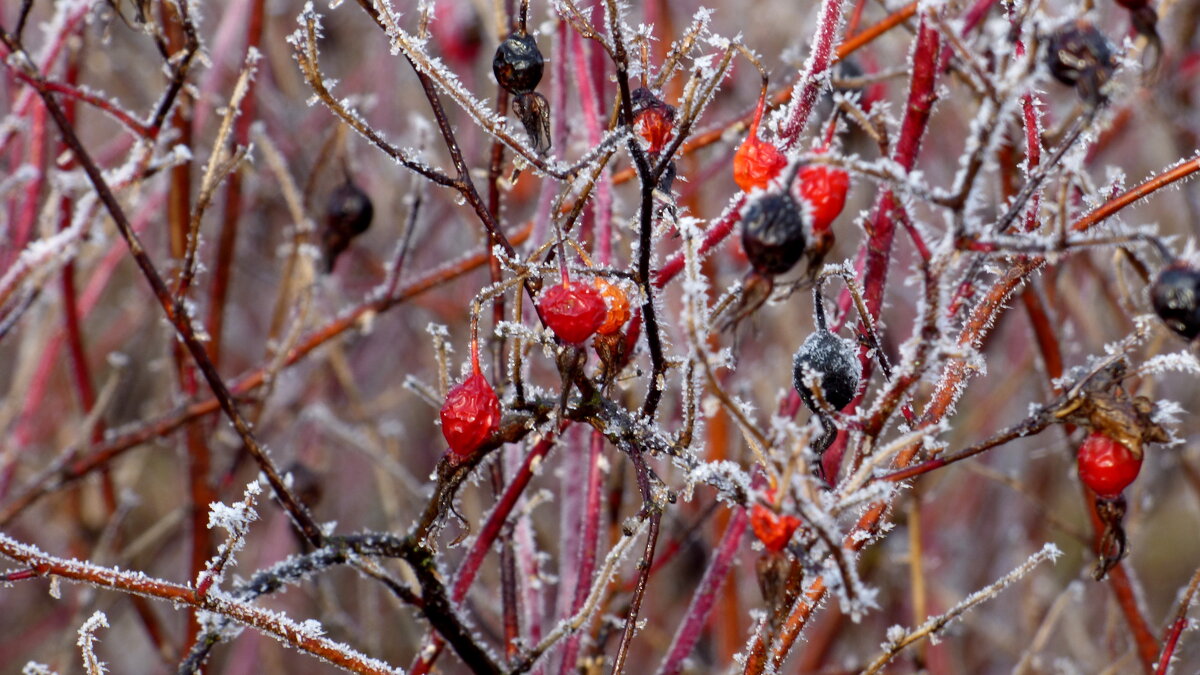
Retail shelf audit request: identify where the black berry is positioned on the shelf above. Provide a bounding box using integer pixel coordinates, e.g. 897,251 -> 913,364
321,180 -> 374,272
493,32 -> 544,95
793,329 -> 860,412
1045,21 -> 1117,105
1150,263 -> 1200,340
741,192 -> 808,277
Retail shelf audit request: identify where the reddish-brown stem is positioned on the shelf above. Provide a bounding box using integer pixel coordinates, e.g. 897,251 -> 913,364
611,1 -> 918,188
411,433 -> 560,674
206,0 -> 266,372
1155,565 -> 1200,675
558,429 -> 607,674
1072,157 -> 1200,233
0,223 -> 531,527
0,535 -> 401,674
655,506 -> 747,675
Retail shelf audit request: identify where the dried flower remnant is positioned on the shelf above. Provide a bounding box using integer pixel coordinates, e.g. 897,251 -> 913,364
1045,21 -> 1118,106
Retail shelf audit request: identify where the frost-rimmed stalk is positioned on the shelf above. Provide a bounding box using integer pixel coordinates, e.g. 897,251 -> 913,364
0,25 -> 326,548
410,433 -> 562,674
0,226 -> 534,527
556,429 -> 606,674
653,507 -> 747,675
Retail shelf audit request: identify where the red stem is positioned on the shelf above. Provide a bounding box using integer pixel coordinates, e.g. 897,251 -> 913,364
654,507 -> 747,675
557,430 -> 606,674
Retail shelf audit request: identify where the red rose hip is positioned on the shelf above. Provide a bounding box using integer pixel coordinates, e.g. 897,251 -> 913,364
440,373 -> 501,457
1077,432 -> 1142,499
750,504 -> 801,553
733,81 -> 786,192
539,281 -> 608,344
797,164 -> 849,235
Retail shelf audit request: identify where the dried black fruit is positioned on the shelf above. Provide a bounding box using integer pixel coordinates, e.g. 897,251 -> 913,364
793,328 -> 860,412
493,32 -> 544,95
322,180 -> 374,273
1150,263 -> 1200,340
741,192 -> 808,277
1045,21 -> 1117,105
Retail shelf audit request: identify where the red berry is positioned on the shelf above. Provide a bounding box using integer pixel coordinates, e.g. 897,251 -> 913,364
750,504 -> 801,553
734,138 -> 786,192
797,164 -> 849,235
593,279 -> 630,336
538,281 -> 608,344
1077,432 -> 1142,499
440,373 -> 501,457
733,84 -> 787,192
1114,0 -> 1149,9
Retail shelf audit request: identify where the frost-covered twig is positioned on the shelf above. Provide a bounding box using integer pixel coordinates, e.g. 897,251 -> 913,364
860,543 -> 1061,675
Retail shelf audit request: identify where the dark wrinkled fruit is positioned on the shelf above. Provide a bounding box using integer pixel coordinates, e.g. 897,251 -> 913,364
1150,263 -> 1200,340
493,32 -> 544,95
322,180 -> 374,272
793,329 -> 860,412
1045,21 -> 1117,105
741,192 -> 808,276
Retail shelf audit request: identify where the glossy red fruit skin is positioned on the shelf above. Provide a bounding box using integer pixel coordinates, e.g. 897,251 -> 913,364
1077,432 -> 1142,499
538,281 -> 608,344
797,165 -> 849,234
635,107 -> 674,154
734,137 -> 787,192
750,504 -> 801,553
440,374 -> 501,457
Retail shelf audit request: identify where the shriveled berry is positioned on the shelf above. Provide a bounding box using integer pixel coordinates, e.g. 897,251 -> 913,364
797,164 -> 849,235
734,137 -> 787,192
1150,263 -> 1200,340
632,88 -> 676,155
538,281 -> 608,344
321,180 -> 374,272
750,504 -> 801,553
440,373 -> 501,457
793,329 -> 860,412
1077,432 -> 1142,499
594,279 -> 630,336
741,192 -> 807,276
1046,21 -> 1117,104
493,32 -> 544,95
